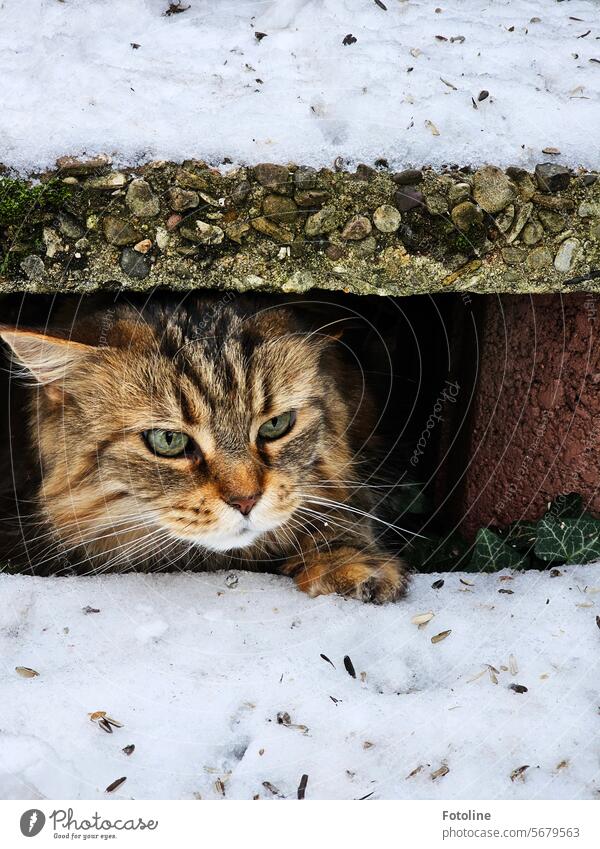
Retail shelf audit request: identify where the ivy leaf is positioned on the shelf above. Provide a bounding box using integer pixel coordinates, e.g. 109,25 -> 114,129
535,516 -> 600,564
402,535 -> 443,570
402,532 -> 471,572
500,521 -> 538,552
468,528 -> 527,573
431,533 -> 472,569
389,480 -> 429,516
546,493 -> 584,520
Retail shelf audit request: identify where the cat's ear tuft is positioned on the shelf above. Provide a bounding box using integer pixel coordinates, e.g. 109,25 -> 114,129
0,327 -> 95,387
310,317 -> 364,344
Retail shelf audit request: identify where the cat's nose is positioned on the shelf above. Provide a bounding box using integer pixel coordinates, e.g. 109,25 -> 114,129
227,493 -> 261,516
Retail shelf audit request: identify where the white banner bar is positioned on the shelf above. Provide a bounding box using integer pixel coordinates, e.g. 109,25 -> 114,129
1,800 -> 598,848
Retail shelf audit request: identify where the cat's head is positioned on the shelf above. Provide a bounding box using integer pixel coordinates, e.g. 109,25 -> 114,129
1,298 -> 358,562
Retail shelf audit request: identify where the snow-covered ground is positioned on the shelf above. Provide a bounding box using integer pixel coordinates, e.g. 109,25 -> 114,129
2,0 -> 600,804
1,0 -> 599,173
1,565 -> 599,800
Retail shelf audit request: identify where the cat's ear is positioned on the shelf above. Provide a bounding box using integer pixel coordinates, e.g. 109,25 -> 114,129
0,326 -> 96,387
289,302 -> 364,342
309,317 -> 365,343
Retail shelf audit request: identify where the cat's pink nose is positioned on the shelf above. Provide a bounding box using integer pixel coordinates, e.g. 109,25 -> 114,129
227,493 -> 261,516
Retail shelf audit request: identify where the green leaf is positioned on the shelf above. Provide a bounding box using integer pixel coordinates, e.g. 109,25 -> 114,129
402,533 -> 471,572
387,480 -> 429,516
402,531 -> 471,572
401,535 -> 442,571
535,516 -> 600,564
468,528 -> 527,572
501,521 -> 538,552
546,493 -> 584,520
432,533 -> 472,569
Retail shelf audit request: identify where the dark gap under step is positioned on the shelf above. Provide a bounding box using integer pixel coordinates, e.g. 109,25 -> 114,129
0,291 -> 598,573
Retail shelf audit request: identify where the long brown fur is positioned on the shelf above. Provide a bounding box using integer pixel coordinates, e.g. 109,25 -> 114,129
0,295 -> 408,603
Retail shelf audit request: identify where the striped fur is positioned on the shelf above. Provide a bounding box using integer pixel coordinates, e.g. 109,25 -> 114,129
0,295 -> 408,602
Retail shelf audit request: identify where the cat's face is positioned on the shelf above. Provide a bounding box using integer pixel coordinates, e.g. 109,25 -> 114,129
1,300 -> 353,561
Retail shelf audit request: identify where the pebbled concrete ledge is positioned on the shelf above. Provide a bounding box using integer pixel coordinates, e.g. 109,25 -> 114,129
1,157 -> 599,296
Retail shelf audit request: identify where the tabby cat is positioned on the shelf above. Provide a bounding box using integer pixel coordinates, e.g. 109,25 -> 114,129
0,295 -> 408,603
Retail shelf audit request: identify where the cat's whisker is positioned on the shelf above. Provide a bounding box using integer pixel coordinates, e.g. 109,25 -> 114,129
24,506 -> 155,542
23,516 -> 161,571
296,507 -> 362,539
287,514 -> 327,553
303,481 -> 415,489
46,521 -> 171,574
13,507 -> 160,544
71,531 -> 171,575
301,497 -> 424,540
75,527 -> 176,577
148,537 -> 193,574
286,516 -> 314,548
276,522 -> 304,560
297,507 -> 384,547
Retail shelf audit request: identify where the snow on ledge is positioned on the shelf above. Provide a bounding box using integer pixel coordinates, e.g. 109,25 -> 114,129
1,565 -> 599,800
1,0 -> 599,174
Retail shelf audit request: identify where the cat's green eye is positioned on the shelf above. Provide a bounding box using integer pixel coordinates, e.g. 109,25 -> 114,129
144,428 -> 190,457
258,411 -> 296,441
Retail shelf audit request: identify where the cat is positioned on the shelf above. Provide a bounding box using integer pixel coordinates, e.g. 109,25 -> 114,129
0,294 -> 408,603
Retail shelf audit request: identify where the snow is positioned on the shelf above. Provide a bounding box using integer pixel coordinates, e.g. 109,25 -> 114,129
2,0 -> 600,803
2,565 -> 600,800
1,0 -> 599,174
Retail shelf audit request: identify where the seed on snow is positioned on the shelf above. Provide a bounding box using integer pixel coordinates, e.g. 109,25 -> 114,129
467,667 -> 488,683
343,655 -> 356,678
89,710 -> 123,729
297,773 -> 309,800
15,666 -> 39,678
431,629 -> 452,644
406,765 -> 424,779
89,711 -> 106,722
510,765 -> 529,782
262,781 -> 284,797
105,776 -> 127,793
431,764 -> 449,781
411,611 -> 434,625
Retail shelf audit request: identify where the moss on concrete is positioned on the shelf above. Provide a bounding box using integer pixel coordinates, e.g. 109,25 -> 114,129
0,158 -> 599,297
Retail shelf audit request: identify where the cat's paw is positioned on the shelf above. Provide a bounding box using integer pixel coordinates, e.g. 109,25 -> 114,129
285,547 -> 409,604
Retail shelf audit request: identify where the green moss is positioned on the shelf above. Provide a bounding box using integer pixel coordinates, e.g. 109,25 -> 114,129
455,234 -> 470,252
0,178 -> 74,274
0,177 -> 72,226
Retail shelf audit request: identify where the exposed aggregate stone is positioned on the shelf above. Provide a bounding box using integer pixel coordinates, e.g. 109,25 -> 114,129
1,157 -> 599,297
